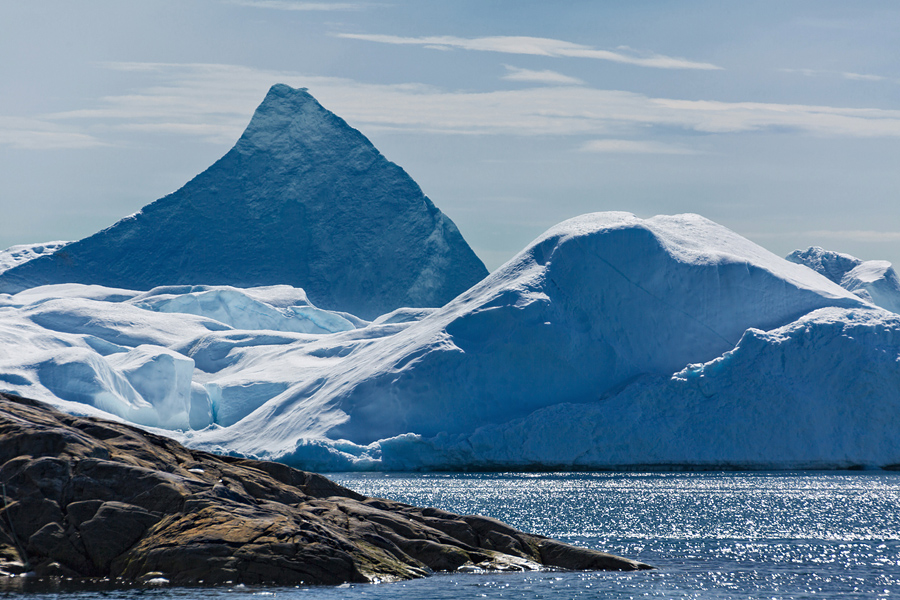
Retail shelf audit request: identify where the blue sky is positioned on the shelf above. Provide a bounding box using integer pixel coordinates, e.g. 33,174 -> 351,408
2,0 -> 899,270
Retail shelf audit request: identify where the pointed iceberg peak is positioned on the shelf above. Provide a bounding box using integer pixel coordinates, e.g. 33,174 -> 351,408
0,85 -> 488,319
235,84 -> 369,156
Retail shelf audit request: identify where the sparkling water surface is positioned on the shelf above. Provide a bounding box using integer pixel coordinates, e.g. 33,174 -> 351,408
4,471 -> 899,599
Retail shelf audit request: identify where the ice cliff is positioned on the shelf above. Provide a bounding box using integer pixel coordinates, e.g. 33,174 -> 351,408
0,84 -> 487,319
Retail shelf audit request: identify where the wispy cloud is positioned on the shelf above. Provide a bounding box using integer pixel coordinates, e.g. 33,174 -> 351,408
337,33 -> 724,70
841,72 -> 887,82
0,117 -> 106,150
781,68 -> 891,83
501,65 -> 583,86
11,62 -> 900,152
580,139 -> 698,155
227,0 -> 371,10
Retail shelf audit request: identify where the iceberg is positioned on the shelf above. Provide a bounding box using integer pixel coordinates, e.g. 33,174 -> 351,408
194,212 -> 874,465
787,246 -> 900,314
4,211 -> 897,471
130,285 -> 356,334
0,241 -> 68,274
0,85 -> 487,319
337,307 -> 900,471
0,282 -> 373,431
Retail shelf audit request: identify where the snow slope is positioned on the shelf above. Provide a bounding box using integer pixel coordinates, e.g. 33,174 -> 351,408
195,212 -> 870,460
0,84 -> 487,319
0,241 -> 68,274
787,246 -> 900,313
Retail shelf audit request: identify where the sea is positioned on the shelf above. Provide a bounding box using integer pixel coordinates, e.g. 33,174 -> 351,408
3,471 -> 899,599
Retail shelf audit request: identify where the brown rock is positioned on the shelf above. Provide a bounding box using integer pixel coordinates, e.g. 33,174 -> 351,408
0,392 -> 652,585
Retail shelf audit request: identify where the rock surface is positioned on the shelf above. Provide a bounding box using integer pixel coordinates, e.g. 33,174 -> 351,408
0,85 -> 487,319
0,393 -> 650,585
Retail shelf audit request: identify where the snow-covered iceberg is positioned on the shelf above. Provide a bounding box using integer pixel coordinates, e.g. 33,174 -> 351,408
787,246 -> 900,314
191,212 -> 883,467
0,241 -> 68,274
0,283 -> 378,430
0,84 -> 487,319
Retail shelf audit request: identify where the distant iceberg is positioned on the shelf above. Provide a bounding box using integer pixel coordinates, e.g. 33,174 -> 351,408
787,246 -> 900,314
0,241 -> 68,274
0,85 -> 487,320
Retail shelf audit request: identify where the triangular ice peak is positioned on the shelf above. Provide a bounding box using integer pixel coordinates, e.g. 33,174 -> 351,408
0,84 -> 488,319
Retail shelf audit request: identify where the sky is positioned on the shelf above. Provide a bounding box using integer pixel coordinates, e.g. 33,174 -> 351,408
1,1 -> 899,272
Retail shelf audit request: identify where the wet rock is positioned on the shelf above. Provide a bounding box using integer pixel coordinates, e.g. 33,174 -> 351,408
80,502 -> 161,571
0,392 -> 652,585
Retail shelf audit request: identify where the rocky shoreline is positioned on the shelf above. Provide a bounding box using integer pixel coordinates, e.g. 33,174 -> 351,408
0,393 -> 651,586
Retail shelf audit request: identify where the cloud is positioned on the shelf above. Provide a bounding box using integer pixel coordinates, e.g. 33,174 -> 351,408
580,139 -> 698,155
841,72 -> 887,82
48,63 -> 299,144
23,62 -> 900,152
780,68 -> 891,83
501,65 -> 583,85
226,0 -> 371,10
336,33 -> 724,70
0,117 -> 106,150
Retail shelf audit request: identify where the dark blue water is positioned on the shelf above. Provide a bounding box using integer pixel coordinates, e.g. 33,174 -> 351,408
3,472 -> 899,598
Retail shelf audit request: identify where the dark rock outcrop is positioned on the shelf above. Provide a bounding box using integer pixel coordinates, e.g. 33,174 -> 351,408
0,393 -> 650,586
